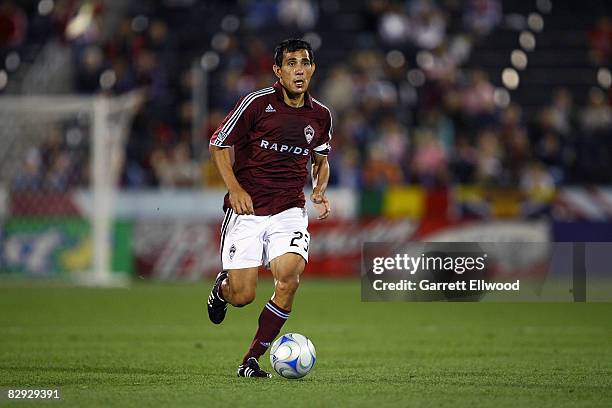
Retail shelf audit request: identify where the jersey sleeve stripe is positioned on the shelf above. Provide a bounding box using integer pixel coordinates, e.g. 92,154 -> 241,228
221,87 -> 273,133
217,87 -> 274,142
313,142 -> 331,152
210,138 -> 231,148
311,97 -> 333,141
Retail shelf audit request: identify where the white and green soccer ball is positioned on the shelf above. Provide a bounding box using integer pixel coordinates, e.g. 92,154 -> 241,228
269,333 -> 316,379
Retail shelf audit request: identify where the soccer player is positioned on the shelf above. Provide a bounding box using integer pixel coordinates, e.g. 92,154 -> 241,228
207,39 -> 332,378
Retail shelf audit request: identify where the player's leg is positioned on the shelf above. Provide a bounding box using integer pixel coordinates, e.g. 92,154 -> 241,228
208,209 -> 265,324
220,267 -> 258,307
237,255 -> 305,379
238,253 -> 305,377
269,253 -> 305,310
208,266 -> 258,325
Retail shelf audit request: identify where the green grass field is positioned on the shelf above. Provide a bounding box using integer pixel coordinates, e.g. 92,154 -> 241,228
1,279 -> 611,407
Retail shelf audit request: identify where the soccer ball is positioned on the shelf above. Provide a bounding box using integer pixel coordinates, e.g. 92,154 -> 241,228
269,333 -> 316,379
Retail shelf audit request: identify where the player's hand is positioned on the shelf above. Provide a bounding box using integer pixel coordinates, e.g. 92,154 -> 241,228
229,187 -> 254,215
310,189 -> 331,220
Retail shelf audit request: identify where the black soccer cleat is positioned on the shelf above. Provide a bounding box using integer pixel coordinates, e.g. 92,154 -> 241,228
237,357 -> 272,378
207,271 -> 228,324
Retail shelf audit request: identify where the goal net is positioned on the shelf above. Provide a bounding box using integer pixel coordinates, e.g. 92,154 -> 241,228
0,91 -> 143,286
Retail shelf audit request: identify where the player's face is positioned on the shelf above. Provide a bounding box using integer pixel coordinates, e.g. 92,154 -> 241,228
274,49 -> 315,96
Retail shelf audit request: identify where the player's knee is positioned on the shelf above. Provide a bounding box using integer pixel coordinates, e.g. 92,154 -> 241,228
232,290 -> 256,307
275,277 -> 299,295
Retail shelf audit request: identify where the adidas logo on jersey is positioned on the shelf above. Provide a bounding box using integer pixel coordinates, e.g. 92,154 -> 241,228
265,104 -> 276,113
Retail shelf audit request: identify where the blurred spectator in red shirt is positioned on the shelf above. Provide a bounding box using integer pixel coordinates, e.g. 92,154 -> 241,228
0,1 -> 27,47
589,17 -> 612,65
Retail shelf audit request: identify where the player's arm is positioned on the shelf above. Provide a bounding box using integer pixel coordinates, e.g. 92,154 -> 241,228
209,145 -> 254,215
310,153 -> 331,220
209,91 -> 263,215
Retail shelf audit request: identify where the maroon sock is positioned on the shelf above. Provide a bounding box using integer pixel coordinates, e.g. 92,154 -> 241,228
242,300 -> 290,364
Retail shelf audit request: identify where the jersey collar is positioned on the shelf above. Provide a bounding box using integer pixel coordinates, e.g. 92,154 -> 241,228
273,81 -> 313,109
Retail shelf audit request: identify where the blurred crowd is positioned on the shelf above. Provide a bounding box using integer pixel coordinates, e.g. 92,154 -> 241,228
2,0 -> 612,193
322,55 -> 612,190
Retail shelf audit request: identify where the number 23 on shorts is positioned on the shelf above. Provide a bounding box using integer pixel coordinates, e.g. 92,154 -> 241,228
290,231 -> 309,252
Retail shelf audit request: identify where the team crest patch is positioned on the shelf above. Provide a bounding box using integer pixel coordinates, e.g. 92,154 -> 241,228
304,125 -> 315,144
229,244 -> 236,260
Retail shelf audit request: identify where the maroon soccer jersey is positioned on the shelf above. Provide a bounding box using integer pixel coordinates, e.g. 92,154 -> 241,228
210,82 -> 332,216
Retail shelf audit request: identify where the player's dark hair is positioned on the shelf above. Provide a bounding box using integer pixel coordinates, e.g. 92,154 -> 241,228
274,39 -> 314,67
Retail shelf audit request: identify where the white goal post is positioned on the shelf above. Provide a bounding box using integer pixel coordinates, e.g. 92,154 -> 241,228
0,91 -> 144,286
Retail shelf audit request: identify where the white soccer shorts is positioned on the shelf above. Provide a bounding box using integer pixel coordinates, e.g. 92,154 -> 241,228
219,207 -> 310,270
